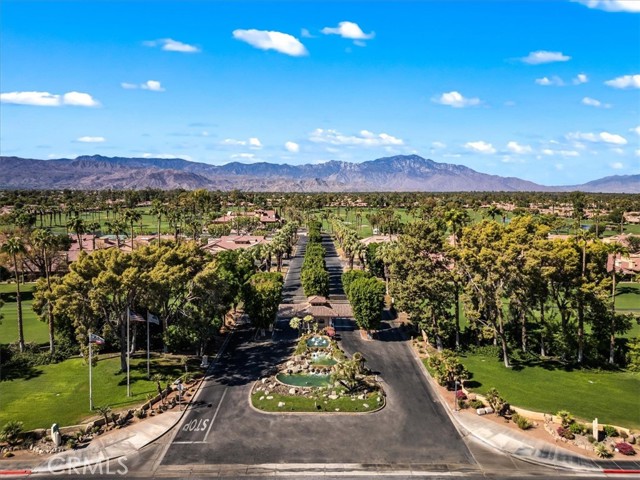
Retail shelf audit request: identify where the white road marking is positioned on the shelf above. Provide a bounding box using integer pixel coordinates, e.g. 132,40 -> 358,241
203,387 -> 228,443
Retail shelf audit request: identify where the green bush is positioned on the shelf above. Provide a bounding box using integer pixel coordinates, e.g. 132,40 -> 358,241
468,399 -> 484,409
341,270 -> 372,298
0,421 -> 24,446
569,422 -> 585,435
556,410 -> 574,427
512,413 -> 532,430
587,434 -> 596,444
603,425 -> 619,438
595,442 -> 613,458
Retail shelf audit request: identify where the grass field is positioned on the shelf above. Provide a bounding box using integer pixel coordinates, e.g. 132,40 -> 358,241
0,354 -> 187,430
453,354 -> 640,429
0,282 -> 49,345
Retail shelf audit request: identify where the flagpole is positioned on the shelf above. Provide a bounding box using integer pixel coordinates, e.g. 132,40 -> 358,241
146,311 -> 150,380
89,331 -> 93,411
127,308 -> 131,397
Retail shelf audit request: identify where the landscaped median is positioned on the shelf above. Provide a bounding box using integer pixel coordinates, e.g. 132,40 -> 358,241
250,330 -> 385,413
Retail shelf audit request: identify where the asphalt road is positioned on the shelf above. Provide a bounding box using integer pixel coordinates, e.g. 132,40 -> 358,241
282,232 -> 307,303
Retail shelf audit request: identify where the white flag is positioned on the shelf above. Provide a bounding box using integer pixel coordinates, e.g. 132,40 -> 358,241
147,312 -> 160,325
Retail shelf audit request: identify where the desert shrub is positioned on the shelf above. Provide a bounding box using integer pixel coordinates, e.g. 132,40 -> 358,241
468,399 -> 484,409
569,422 -> 585,435
455,390 -> 467,400
512,413 -> 532,430
595,443 -> 613,458
0,421 -> 24,446
557,426 -> 575,440
556,410 -> 574,427
620,430 -> 629,440
486,388 -> 509,416
587,434 -> 596,444
615,442 -> 636,456
457,399 -> 468,409
603,425 -> 619,438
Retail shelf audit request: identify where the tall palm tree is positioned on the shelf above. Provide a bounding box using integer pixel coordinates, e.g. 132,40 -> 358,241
1,237 -> 27,352
66,216 -> 85,251
149,199 -> 166,244
31,229 -> 56,354
375,242 -> 396,295
123,209 -> 142,251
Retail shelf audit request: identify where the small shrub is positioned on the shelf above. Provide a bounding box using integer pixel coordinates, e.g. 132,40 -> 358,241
457,399 -> 468,409
557,426 -> 575,440
182,372 -> 194,384
595,443 -> 613,458
468,399 -> 484,409
587,434 -> 596,444
512,413 -> 532,430
615,442 -> 636,456
569,422 -> 585,435
456,390 -> 467,400
0,421 -> 24,446
486,388 -> 509,416
603,425 -> 619,438
620,430 -> 629,440
556,410 -> 574,427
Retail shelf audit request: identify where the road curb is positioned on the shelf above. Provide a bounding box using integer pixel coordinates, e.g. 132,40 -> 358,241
0,470 -> 32,476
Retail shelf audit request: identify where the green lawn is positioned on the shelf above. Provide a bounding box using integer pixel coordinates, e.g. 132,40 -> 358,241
453,354 -> 640,429
0,282 -> 49,345
616,282 -> 640,312
0,354 -> 187,431
251,390 -> 383,413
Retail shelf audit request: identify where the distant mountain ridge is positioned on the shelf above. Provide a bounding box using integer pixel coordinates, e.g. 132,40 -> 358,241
0,154 -> 638,193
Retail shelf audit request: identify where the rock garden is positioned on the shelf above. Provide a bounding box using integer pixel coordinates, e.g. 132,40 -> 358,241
251,331 -> 385,413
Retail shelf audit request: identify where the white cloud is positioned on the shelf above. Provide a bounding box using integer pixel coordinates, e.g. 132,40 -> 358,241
636,149 -> 640,157
300,28 -> 315,38
506,141 -> 533,154
631,126 -> 640,135
144,38 -> 200,53
567,131 -> 628,145
221,137 -> 263,148
309,128 -> 403,146
555,163 -> 565,170
605,74 -> 640,89
433,91 -> 481,108
573,73 -> 589,84
542,149 -> 580,157
535,76 -> 564,86
610,162 -> 624,169
521,50 -> 571,65
574,0 -> 640,13
142,153 -> 193,161
248,137 -> 262,149
62,92 -> 100,107
122,80 -> 165,91
0,90 -> 99,107
231,153 -> 256,160
464,141 -> 496,154
0,91 -> 61,106
285,141 -> 300,153
321,21 -> 374,41
232,29 -> 308,57
581,96 -> 611,108
431,141 -> 447,149
76,136 -> 105,143
141,80 -> 165,92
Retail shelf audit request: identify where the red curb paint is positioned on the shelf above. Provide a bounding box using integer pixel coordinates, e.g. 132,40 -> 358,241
603,470 -> 640,474
0,470 -> 31,476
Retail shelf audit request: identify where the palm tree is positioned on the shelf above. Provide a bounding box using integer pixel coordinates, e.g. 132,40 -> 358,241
31,229 -> 56,354
149,199 -> 166,244
375,242 -> 396,295
123,209 -> 142,251
66,216 -> 85,251
87,221 -> 101,250
1,237 -> 27,352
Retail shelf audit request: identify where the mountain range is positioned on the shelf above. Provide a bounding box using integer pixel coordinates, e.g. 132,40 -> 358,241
0,154 -> 638,193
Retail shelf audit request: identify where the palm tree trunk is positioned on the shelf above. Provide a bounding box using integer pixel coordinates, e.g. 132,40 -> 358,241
609,271 -> 616,365
157,217 -> 161,244
12,253 -> 25,353
454,284 -> 460,349
131,225 -> 135,251
43,249 -> 55,355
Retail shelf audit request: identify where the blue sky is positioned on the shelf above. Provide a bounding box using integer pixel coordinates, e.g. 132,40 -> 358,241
1,0 -> 639,185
